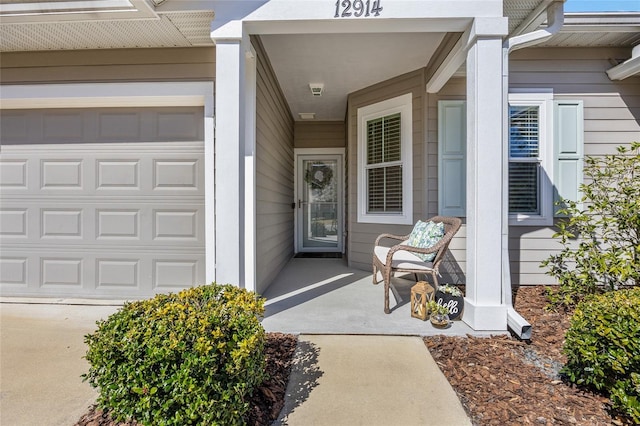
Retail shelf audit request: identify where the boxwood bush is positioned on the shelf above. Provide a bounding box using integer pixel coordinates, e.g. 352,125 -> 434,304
561,287 -> 640,422
83,283 -> 267,425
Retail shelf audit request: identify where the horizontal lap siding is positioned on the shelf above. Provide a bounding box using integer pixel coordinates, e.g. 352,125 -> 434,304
509,46 -> 640,285
254,38 -> 295,294
0,47 -> 215,83
347,69 -> 427,271
294,121 -> 346,148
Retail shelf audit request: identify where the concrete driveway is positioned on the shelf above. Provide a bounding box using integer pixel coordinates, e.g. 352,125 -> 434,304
0,302 -> 120,426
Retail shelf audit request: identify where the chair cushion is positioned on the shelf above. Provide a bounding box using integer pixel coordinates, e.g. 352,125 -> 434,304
406,220 -> 445,261
374,245 -> 434,271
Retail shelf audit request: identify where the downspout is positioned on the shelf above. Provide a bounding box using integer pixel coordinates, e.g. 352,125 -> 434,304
501,1 -> 565,339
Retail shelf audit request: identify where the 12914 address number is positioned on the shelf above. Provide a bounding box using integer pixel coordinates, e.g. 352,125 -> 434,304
334,0 -> 383,18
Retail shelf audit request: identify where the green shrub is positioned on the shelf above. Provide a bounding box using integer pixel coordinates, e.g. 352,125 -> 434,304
83,283 -> 267,425
542,142 -> 640,308
561,288 -> 640,422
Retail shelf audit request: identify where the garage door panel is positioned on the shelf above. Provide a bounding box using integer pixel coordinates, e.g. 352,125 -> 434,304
2,198 -> 204,245
0,258 -> 28,287
97,160 -> 140,189
0,209 -> 27,237
153,159 -> 199,190
1,108 -> 204,146
0,159 -> 28,188
96,259 -> 140,290
1,143 -> 203,196
1,250 -> 205,296
97,209 -> 140,239
0,107 -> 206,298
152,257 -> 205,292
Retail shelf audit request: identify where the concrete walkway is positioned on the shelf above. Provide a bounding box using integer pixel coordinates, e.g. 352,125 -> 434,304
1,302 -> 471,426
275,335 -> 471,426
0,302 -> 120,426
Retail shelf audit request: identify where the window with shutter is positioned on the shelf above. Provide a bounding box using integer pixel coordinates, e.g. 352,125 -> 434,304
357,93 -> 412,224
508,92 -> 554,225
437,92 -> 583,226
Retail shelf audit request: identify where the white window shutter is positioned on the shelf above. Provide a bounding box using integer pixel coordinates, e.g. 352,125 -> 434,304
554,100 -> 584,215
438,100 -> 466,217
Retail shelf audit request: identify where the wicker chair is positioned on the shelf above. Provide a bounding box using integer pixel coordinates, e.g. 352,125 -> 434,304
372,216 -> 462,314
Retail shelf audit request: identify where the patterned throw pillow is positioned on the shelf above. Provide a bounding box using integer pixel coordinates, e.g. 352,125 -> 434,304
407,220 -> 445,262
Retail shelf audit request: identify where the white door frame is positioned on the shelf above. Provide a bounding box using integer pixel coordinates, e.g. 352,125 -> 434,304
294,148 -> 345,253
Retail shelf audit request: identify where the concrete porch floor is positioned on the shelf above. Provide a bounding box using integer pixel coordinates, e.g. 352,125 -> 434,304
261,258 -> 497,336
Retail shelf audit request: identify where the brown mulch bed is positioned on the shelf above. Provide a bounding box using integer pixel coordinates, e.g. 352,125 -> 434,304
75,333 -> 297,426
425,286 -> 621,425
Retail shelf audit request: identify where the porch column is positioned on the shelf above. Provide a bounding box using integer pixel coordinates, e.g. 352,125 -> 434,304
463,18 -> 509,330
211,23 -> 247,287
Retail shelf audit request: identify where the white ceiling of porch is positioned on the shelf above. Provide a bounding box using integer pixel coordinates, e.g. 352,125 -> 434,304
260,33 -> 445,121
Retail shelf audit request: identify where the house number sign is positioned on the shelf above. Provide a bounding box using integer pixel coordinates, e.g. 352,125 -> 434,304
334,0 -> 383,18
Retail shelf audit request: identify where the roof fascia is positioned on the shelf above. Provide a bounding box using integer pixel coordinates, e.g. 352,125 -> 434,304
0,0 -> 158,24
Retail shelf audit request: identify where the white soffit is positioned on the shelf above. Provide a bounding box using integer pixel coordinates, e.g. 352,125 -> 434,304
261,32 -> 445,121
542,13 -> 640,47
0,11 -> 215,51
504,0 -> 548,35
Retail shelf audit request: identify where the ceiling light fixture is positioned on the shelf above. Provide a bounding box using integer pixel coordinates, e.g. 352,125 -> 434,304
309,83 -> 324,97
299,113 -> 316,120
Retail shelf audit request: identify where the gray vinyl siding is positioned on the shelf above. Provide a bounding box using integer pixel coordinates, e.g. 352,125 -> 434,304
0,47 -> 215,84
507,46 -> 640,285
294,121 -> 346,148
346,69 -> 427,271
253,38 -> 295,294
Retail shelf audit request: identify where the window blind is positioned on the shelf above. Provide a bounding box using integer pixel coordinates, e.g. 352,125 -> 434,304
509,106 -> 539,158
509,105 -> 541,214
367,113 -> 401,165
509,163 -> 539,213
366,113 -> 402,213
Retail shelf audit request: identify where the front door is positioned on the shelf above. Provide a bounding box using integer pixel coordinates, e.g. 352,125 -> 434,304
296,151 -> 343,252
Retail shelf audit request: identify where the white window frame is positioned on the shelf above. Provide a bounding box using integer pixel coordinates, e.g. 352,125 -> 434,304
357,93 -> 413,224
508,91 -> 554,226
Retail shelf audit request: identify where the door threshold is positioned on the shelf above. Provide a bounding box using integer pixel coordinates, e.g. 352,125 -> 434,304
294,252 -> 343,259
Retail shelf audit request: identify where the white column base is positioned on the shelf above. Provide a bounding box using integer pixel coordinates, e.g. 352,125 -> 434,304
462,298 -> 507,331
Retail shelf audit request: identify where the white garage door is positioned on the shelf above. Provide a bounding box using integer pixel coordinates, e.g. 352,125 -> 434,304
0,107 -> 206,298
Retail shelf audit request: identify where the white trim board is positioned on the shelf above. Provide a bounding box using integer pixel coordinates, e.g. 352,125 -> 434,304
0,82 -> 214,111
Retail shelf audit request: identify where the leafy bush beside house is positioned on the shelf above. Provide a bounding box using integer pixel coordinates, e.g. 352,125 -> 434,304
83,283 -> 267,426
542,142 -> 640,308
561,288 -> 640,423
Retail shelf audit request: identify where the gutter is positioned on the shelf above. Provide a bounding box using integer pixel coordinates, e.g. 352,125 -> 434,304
501,1 -> 565,340
607,44 -> 640,80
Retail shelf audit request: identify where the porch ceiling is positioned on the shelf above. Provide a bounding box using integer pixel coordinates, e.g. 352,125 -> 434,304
260,32 -> 445,121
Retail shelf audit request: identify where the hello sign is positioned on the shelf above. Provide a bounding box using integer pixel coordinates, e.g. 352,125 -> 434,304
435,290 -> 464,321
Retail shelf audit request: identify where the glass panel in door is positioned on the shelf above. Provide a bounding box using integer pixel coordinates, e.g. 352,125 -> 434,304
300,158 -> 339,250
